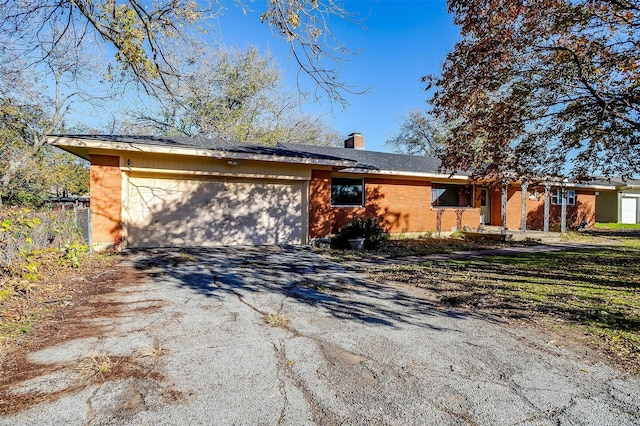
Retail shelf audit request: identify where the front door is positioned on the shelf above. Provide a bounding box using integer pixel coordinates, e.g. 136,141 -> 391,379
480,188 -> 491,225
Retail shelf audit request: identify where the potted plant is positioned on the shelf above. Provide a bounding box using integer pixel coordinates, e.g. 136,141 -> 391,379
348,236 -> 365,250
333,216 -> 385,250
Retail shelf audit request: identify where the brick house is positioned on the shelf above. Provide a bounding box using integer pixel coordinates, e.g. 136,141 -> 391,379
48,134 -> 606,249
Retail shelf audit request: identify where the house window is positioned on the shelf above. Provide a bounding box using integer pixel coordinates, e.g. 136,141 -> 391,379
551,189 -> 576,205
331,178 -> 364,206
431,183 -> 474,207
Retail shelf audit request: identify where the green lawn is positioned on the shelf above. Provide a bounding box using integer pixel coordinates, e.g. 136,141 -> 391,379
595,222 -> 640,230
366,244 -> 640,375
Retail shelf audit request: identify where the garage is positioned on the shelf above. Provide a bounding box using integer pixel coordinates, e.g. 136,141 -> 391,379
124,174 -> 306,247
621,195 -> 640,224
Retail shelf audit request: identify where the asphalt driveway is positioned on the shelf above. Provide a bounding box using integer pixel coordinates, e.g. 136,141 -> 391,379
2,246 -> 639,425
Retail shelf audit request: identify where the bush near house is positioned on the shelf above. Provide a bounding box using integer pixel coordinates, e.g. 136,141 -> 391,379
0,207 -> 95,340
331,216 -> 386,250
0,207 -> 84,267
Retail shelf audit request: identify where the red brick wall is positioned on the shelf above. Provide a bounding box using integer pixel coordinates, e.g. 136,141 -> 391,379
309,170 -> 332,238
308,173 -> 481,238
489,185 -> 505,226
524,187 -> 596,230
506,186 -> 525,230
90,155 -> 122,246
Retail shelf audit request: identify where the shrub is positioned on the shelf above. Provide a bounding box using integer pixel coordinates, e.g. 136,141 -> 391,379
0,207 -> 83,267
58,242 -> 89,268
549,223 -> 562,233
332,216 -> 385,250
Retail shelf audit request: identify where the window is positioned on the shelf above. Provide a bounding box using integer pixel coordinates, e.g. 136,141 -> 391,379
431,183 -> 474,207
331,178 -> 364,206
551,189 -> 575,205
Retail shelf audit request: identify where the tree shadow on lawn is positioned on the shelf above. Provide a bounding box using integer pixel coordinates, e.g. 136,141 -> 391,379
452,248 -> 640,290
416,247 -> 640,334
126,246 -> 482,331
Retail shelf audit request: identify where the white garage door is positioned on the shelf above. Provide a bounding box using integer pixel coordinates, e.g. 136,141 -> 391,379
621,197 -> 639,224
124,175 -> 305,247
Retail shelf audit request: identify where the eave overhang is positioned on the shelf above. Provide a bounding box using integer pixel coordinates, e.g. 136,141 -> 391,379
335,167 -> 471,181
47,136 -> 357,168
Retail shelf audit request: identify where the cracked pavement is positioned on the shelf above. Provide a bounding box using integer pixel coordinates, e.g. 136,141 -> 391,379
1,246 -> 639,425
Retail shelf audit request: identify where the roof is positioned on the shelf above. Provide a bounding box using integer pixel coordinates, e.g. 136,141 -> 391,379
278,143 -> 443,175
47,135 -> 356,168
576,178 -> 640,190
49,135 -> 628,187
48,134 -> 456,178
277,142 -> 475,179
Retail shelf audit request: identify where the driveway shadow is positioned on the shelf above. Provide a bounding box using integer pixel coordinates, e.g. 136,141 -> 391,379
125,246 -> 479,330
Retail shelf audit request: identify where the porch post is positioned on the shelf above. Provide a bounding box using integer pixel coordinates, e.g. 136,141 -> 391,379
520,180 -> 529,234
561,179 -> 568,233
501,181 -> 508,238
543,181 -> 551,233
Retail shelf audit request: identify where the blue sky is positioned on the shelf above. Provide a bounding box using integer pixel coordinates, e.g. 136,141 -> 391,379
214,0 -> 460,152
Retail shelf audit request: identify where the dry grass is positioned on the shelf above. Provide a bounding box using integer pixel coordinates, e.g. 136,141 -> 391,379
74,352 -> 116,379
138,339 -> 166,358
0,251 -> 114,342
320,237 -> 542,262
368,243 -> 640,375
170,252 -> 196,266
265,312 -> 289,328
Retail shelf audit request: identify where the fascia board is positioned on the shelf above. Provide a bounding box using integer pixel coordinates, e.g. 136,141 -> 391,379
47,136 -> 355,168
569,183 -> 620,190
335,168 -> 471,181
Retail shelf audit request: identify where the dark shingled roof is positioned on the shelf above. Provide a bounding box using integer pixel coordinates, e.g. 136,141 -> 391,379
52,135 -> 355,163
55,135 -> 447,175
278,142 -> 443,174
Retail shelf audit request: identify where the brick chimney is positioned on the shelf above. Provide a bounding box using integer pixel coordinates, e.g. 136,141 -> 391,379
344,133 -> 365,150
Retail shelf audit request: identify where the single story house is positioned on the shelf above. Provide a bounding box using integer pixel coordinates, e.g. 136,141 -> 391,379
48,134 -> 610,249
595,180 -> 640,224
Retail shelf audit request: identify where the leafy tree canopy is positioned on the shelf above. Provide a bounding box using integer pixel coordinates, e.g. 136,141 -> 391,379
385,110 -> 448,157
431,0 -> 640,181
122,46 -> 341,146
0,99 -> 88,206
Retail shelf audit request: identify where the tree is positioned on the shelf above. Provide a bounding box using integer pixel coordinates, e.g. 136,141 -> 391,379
385,110 -> 448,157
430,0 -> 640,181
0,26 -> 109,206
0,100 -> 50,206
0,0 -> 357,103
123,46 -> 341,146
0,1 -> 356,207
0,99 -> 89,206
46,150 -> 90,198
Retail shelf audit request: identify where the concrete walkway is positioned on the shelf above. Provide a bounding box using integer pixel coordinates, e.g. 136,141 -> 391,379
477,227 -> 564,243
